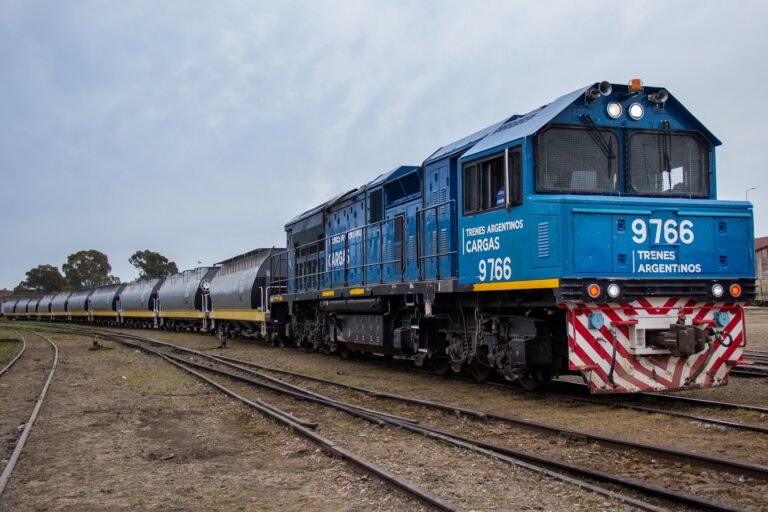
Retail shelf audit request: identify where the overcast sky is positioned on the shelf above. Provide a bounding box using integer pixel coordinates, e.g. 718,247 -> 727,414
1,0 -> 766,288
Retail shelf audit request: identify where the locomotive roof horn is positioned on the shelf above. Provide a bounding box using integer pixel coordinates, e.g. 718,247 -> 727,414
585,81 -> 613,102
648,89 -> 669,105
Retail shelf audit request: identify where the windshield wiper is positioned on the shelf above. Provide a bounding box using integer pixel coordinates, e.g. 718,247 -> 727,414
659,119 -> 673,190
580,114 -> 615,177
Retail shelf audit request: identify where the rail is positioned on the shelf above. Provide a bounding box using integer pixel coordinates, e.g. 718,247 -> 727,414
0,331 -> 59,496
0,332 -> 26,378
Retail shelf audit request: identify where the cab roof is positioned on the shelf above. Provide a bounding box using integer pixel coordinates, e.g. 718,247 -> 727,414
427,81 -> 720,162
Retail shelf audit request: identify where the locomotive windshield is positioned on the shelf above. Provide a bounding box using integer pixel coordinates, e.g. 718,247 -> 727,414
536,126 -> 711,197
536,127 -> 619,193
629,132 -> 709,196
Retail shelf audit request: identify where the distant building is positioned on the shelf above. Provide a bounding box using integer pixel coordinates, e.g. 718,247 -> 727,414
0,289 -> 12,298
757,236 -> 768,299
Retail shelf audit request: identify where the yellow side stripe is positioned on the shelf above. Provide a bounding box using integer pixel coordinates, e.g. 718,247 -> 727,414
321,290 -> 335,297
92,310 -> 118,317
120,311 -> 155,318
210,309 -> 266,322
350,288 -> 366,296
160,310 -> 204,319
473,278 -> 560,292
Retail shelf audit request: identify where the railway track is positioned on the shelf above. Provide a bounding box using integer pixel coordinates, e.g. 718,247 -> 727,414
0,332 -> 25,378
42,326 -> 664,511
548,379 -> 768,414
369,355 -> 768,435
39,325 -> 768,511
0,331 -> 58,496
731,365 -> 768,377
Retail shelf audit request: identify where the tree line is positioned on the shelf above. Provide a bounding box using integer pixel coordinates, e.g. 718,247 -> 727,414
14,250 -> 179,294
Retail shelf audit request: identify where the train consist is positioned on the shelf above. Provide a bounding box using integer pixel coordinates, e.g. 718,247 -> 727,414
2,80 -> 756,394
3,248 -> 282,336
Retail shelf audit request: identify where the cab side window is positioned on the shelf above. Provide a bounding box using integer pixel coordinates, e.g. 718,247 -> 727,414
463,147 -> 522,214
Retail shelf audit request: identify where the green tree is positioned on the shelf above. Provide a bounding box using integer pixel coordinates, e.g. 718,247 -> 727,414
129,250 -> 179,279
62,250 -> 119,289
18,264 -> 66,293
13,284 -> 33,294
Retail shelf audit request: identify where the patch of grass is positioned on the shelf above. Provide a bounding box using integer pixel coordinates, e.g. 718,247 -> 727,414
0,342 -> 19,365
129,496 -> 149,507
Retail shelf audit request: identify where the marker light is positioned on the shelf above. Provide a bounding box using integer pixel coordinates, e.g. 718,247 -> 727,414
628,78 -> 644,93
587,284 -> 601,299
730,283 -> 742,298
628,103 -> 644,120
606,283 -> 621,299
711,283 -> 724,298
606,102 -> 623,119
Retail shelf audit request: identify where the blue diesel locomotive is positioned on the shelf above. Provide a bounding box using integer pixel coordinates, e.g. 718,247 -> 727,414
269,79 -> 756,393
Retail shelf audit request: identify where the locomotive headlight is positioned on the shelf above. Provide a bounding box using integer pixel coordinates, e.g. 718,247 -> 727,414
605,101 -> 623,119
729,283 -> 743,298
711,283 -> 724,298
606,283 -> 621,299
628,103 -> 644,120
587,283 -> 601,299
606,102 -> 622,119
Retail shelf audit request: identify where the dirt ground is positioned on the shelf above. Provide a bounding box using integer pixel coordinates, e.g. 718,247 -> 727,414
0,310 -> 766,511
97,318 -> 768,510
0,328 -> 432,512
0,325 -> 636,512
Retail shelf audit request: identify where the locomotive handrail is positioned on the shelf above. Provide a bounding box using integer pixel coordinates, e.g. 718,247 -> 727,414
415,199 -> 457,281
267,198 -> 461,296
268,215 -> 407,294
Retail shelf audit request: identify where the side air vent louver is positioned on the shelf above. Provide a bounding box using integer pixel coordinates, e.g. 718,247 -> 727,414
440,228 -> 448,255
537,222 -> 550,259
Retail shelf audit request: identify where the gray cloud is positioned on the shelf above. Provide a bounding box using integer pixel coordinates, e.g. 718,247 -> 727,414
2,0 -> 766,287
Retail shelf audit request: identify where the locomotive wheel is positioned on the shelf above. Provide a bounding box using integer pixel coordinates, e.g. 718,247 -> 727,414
339,345 -> 352,360
519,376 -> 541,391
430,357 -> 450,375
470,359 -> 492,382
518,370 -> 547,391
